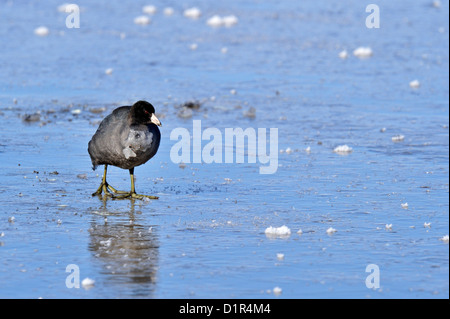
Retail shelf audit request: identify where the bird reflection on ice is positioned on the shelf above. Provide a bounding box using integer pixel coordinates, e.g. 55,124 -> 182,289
88,198 -> 159,297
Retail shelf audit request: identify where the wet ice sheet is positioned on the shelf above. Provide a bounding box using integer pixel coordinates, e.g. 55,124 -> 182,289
0,0 -> 449,298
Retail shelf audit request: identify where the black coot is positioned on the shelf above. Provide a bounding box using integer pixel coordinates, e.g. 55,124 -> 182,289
88,100 -> 161,200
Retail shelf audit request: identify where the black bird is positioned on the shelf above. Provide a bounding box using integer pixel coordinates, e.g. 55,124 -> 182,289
88,100 -> 161,200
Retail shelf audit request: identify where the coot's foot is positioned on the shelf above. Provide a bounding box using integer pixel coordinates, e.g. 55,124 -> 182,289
92,181 -> 129,197
112,192 -> 159,200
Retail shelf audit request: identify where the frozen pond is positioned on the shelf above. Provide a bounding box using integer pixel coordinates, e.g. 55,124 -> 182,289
0,0 -> 448,298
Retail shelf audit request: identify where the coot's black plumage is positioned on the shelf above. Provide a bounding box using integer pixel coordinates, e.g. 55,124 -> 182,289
88,100 -> 161,199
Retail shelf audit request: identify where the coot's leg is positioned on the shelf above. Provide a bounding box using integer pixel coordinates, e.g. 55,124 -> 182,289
113,167 -> 159,200
92,165 -> 110,196
129,167 -> 159,200
92,165 -> 128,196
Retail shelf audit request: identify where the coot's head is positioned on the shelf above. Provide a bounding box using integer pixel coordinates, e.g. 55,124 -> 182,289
131,100 -> 162,126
